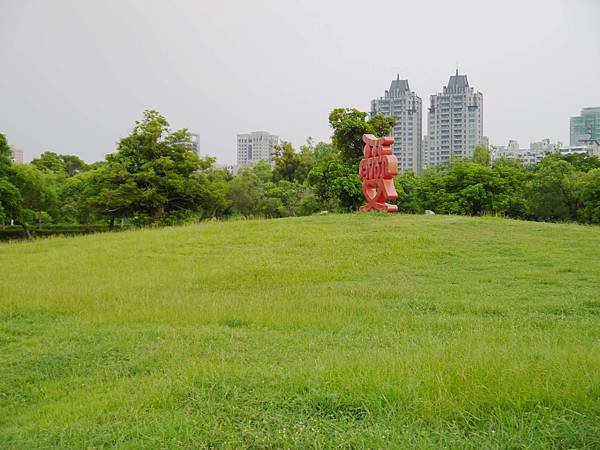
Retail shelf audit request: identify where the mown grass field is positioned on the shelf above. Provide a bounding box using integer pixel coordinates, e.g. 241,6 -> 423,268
1,214 -> 599,449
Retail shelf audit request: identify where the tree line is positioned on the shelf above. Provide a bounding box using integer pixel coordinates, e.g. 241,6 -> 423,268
1,108 -> 599,238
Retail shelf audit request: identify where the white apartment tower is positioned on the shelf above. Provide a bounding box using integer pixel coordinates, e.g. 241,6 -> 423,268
426,71 -> 483,166
371,75 -> 422,174
237,131 -> 279,166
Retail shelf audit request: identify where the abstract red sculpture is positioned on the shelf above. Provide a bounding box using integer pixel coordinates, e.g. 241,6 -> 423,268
358,134 -> 399,212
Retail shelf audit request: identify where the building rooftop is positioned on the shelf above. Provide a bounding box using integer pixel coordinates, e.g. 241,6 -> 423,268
447,70 -> 469,90
388,74 -> 410,95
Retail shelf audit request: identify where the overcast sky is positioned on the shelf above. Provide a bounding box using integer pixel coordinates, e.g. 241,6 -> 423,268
1,0 -> 599,164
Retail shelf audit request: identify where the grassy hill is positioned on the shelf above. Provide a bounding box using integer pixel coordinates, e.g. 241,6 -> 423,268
1,214 -> 599,448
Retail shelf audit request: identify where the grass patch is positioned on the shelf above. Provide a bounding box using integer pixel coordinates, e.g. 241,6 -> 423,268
1,214 -> 599,448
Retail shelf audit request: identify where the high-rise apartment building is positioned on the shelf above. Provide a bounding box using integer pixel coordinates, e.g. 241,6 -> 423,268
237,131 -> 279,166
371,75 -> 422,174
570,107 -> 600,146
426,71 -> 483,166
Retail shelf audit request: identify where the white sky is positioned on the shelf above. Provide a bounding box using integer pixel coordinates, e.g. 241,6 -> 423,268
1,0 -> 599,164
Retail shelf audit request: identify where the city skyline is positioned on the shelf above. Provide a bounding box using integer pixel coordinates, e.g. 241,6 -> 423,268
1,0 -> 599,164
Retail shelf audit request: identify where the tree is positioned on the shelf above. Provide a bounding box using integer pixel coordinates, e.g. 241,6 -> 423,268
11,164 -> 59,228
0,133 -> 27,234
61,154 -> 88,176
328,108 -> 395,165
92,110 -> 215,226
31,151 -> 66,174
226,162 -> 271,216
472,145 -> 490,166
272,141 -> 314,184
307,155 -> 362,211
526,159 -> 576,221
575,168 -> 600,223
393,170 -> 422,213
555,153 -> 600,173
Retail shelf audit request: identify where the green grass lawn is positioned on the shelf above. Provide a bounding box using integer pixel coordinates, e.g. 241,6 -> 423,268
1,214 -> 599,449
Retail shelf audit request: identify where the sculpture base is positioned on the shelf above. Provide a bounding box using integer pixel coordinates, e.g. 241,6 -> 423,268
359,203 -> 398,212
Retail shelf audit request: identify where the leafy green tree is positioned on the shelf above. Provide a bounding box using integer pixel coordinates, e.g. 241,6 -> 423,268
59,170 -> 102,224
61,154 -> 88,176
11,164 -> 59,228
226,163 -> 269,217
417,161 -> 528,218
307,155 -> 362,211
199,164 -> 232,218
575,168 -> 600,223
526,159 -> 576,221
472,145 -> 491,166
393,170 -> 422,213
328,108 -> 395,165
31,151 -> 66,174
0,133 -> 30,235
555,153 -> 600,172
272,141 -> 314,184
92,110 -> 214,226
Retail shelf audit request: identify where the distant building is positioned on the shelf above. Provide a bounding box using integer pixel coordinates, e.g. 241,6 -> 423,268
530,138 -> 562,153
426,71 -> 483,167
176,132 -> 200,155
237,131 -> 279,165
507,139 -> 520,152
490,138 -> 562,165
9,147 -> 23,164
559,143 -> 600,157
370,75 -> 423,174
570,107 -> 600,146
189,133 -> 200,155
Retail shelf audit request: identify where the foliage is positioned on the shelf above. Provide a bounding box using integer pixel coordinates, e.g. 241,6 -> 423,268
526,158 -> 576,221
272,140 -> 314,184
11,164 -> 59,227
4,108 -> 600,229
0,133 -> 22,223
472,144 -> 491,166
393,170 -> 422,213
575,168 -> 600,223
90,110 -> 222,226
328,108 -> 395,165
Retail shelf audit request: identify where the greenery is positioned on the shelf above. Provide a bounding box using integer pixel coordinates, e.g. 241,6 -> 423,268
2,108 -> 600,240
1,214 -> 599,448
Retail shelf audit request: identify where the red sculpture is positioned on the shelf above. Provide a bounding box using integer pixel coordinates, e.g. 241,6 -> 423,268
358,134 -> 399,212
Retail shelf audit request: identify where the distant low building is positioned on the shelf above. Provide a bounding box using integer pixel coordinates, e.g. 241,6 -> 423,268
559,143 -> 600,157
530,138 -> 562,153
491,138 -> 562,165
237,131 -> 279,166
9,146 -> 23,164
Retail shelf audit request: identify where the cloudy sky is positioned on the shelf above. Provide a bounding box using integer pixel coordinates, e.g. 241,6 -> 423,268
1,0 -> 599,164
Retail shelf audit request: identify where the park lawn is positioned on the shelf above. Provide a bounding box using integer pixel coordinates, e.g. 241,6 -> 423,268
0,214 -> 599,449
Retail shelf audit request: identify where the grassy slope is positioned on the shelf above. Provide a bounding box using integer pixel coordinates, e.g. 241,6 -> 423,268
1,214 -> 599,449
